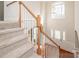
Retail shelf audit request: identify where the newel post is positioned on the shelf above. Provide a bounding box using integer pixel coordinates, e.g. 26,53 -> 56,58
37,15 -> 42,55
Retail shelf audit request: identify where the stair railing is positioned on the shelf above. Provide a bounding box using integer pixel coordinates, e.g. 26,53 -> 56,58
6,1 -> 60,56
28,25 -> 60,57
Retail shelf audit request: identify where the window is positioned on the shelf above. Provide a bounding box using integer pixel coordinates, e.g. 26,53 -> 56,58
51,29 -> 66,41
55,30 -> 61,39
63,31 -> 65,40
51,30 -> 54,38
51,2 -> 65,19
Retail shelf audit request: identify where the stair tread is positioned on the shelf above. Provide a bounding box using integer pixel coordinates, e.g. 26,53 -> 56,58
0,21 -> 19,30
0,34 -> 26,48
0,38 -> 27,57
0,24 -> 34,58
0,30 -> 23,41
1,40 -> 33,58
0,28 -> 23,35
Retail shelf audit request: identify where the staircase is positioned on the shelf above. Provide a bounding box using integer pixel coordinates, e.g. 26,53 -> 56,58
1,1 -> 75,58
0,22 -> 34,58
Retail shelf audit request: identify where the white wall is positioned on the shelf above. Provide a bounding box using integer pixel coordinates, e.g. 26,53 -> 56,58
4,1 -> 19,22
75,1 -> 79,48
46,1 -> 75,52
4,1 -> 41,29
4,1 -> 41,23
75,2 -> 79,32
22,1 -> 41,29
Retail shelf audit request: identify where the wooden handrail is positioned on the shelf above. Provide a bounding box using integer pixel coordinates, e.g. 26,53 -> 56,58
20,1 -> 37,20
7,1 -> 17,7
41,30 -> 59,47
